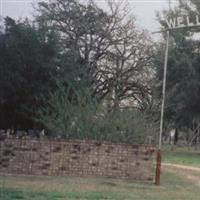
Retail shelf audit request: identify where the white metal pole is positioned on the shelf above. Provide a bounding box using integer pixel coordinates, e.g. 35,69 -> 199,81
159,30 -> 170,150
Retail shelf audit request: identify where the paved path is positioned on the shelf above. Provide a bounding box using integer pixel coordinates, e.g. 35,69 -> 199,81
163,163 -> 200,172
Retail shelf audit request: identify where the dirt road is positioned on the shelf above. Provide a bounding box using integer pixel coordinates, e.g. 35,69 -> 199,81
163,163 -> 200,172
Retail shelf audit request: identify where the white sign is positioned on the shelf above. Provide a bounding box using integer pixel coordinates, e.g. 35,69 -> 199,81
166,15 -> 200,29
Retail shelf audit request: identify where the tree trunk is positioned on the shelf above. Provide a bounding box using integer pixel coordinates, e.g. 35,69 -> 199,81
174,128 -> 179,145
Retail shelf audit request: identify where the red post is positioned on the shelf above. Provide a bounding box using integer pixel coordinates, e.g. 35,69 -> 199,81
155,149 -> 162,185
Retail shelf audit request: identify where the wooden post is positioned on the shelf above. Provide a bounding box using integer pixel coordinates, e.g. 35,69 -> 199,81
155,149 -> 162,185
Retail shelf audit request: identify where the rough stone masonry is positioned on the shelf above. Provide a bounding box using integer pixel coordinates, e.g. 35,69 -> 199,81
0,138 -> 156,181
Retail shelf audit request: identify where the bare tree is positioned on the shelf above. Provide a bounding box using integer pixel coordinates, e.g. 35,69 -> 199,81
36,0 -> 153,111
96,14 -> 153,111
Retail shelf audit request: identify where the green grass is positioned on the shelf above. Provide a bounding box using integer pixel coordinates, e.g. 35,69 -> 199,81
163,145 -> 200,167
1,168 -> 200,200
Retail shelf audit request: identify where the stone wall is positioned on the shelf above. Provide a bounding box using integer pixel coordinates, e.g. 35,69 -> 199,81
0,138 -> 156,181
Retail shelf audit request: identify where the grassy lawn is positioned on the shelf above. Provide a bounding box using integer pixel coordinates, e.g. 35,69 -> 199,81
163,145 -> 200,167
1,167 -> 200,200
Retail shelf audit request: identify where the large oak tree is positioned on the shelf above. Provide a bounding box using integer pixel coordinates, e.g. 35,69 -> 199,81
36,0 -> 153,111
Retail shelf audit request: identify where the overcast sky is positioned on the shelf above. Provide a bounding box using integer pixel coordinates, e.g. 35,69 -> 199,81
0,0 -> 176,33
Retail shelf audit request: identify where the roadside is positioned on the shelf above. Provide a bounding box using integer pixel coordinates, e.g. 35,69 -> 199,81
162,145 -> 200,167
163,164 -> 200,188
